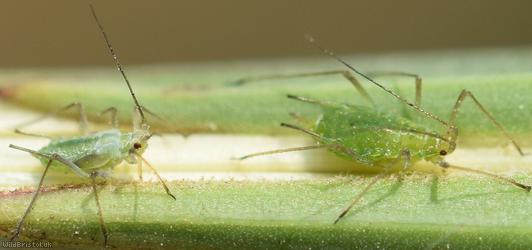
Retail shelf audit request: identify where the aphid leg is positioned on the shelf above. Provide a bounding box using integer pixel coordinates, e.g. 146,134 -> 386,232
90,171 -> 109,246
8,145 -> 102,241
14,102 -> 89,138
334,149 -> 411,224
135,153 -> 176,200
237,145 -> 327,160
446,89 -> 526,156
438,161 -> 531,192
365,71 -> 422,106
9,158 -> 53,241
98,107 -> 118,128
9,144 -> 89,178
232,70 -> 376,107
334,171 -> 389,224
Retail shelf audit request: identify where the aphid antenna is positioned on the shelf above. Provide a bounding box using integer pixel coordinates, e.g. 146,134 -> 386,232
304,35 -> 449,127
89,3 -> 146,125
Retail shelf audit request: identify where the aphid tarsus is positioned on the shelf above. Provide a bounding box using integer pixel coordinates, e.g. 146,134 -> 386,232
8,4 -> 175,245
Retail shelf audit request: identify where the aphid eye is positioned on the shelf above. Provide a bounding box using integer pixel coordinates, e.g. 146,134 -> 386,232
439,150 -> 447,156
133,142 -> 142,149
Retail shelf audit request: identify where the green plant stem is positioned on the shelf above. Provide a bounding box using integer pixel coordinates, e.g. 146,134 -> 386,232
0,176 -> 531,249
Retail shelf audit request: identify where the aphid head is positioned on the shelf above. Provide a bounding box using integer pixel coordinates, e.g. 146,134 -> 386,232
430,139 -> 456,161
124,129 -> 151,164
423,133 -> 457,162
132,128 -> 151,152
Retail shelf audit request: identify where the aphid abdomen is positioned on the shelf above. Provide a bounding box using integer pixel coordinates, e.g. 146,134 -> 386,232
315,105 -> 441,167
36,130 -> 123,175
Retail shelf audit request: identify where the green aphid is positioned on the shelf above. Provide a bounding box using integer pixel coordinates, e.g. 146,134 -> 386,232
8,4 -> 175,246
239,36 -> 531,224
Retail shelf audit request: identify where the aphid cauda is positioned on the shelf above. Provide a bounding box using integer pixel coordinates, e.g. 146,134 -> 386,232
8,4 -> 176,245
238,36 -> 531,224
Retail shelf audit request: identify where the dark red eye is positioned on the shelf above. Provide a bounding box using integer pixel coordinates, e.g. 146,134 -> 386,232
133,142 -> 142,149
439,150 -> 447,156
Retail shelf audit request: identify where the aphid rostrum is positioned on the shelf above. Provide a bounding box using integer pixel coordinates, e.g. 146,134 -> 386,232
238,36 -> 530,224
8,4 -> 176,245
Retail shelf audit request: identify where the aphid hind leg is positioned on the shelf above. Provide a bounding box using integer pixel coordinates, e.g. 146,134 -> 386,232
365,71 -> 422,106
8,145 -> 110,244
14,102 -> 89,138
98,107 -> 118,128
334,149 -> 411,224
9,144 -> 89,178
445,90 -> 526,156
10,158 -> 53,241
233,70 -> 376,107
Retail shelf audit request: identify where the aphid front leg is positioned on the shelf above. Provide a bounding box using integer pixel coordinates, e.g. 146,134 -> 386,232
14,102 -> 89,138
445,89 -> 526,156
429,90 -> 531,191
135,153 -> 176,200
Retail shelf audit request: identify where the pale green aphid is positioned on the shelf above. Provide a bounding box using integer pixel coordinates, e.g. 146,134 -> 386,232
8,4 -> 175,245
239,36 -> 531,224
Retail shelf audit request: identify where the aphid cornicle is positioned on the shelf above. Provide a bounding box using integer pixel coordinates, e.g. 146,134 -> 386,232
8,4 -> 176,245
238,36 -> 531,224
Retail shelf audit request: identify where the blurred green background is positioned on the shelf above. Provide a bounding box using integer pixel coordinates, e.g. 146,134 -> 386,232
1,0 -> 532,67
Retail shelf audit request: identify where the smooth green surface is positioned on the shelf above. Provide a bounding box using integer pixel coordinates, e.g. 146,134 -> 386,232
0,175 -> 531,249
